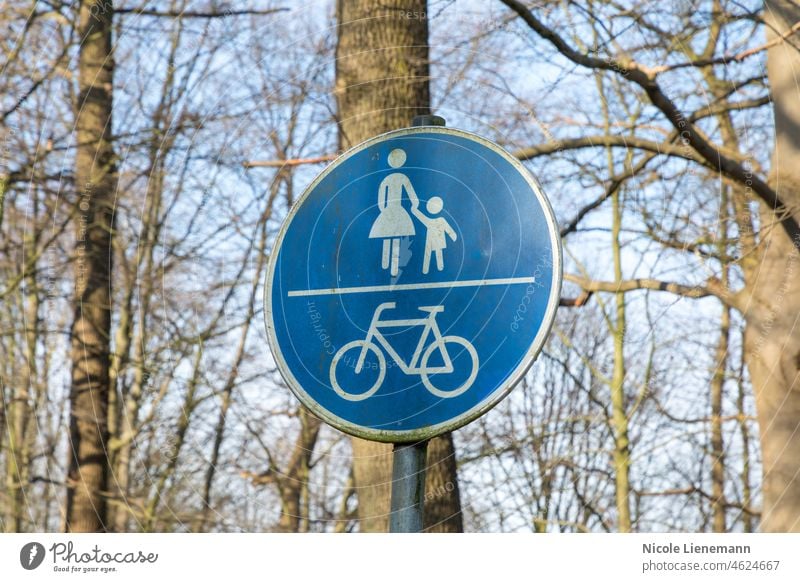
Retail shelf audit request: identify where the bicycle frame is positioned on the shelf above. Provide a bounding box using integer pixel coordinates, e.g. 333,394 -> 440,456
356,302 -> 454,375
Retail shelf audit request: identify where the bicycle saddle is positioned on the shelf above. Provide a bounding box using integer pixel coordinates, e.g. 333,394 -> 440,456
418,305 -> 444,314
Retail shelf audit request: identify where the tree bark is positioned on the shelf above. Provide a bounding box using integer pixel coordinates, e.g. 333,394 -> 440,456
276,409 -> 322,533
710,276 -> 729,533
747,0 -> 800,532
335,0 -> 431,150
335,0 -> 463,532
737,338 -> 755,533
422,435 -> 463,532
65,0 -> 116,532
609,173 -> 632,533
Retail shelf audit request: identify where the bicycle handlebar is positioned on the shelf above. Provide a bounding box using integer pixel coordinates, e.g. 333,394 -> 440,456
373,302 -> 397,319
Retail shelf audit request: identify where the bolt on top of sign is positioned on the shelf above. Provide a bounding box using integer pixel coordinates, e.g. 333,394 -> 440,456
265,126 -> 562,442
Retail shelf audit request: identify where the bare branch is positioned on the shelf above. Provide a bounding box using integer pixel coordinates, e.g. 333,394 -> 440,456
563,273 -> 741,310
514,135 -> 707,166
559,290 -> 593,307
689,95 -> 771,123
560,152 -> 658,237
243,154 -> 336,169
116,8 -> 289,18
636,486 -> 760,517
653,19 -> 800,73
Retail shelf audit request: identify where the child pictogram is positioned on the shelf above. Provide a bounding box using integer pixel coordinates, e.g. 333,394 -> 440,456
412,196 -> 457,274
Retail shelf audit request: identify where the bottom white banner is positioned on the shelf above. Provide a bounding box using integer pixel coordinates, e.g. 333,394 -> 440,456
1,533 -> 798,581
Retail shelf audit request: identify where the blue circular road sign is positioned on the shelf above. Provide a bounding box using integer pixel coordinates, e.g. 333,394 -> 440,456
265,127 -> 562,442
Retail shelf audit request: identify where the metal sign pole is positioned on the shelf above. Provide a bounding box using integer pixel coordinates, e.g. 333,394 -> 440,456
389,441 -> 429,532
388,114 -> 446,533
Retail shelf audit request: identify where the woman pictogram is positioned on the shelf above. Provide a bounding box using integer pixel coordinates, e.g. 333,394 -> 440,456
369,148 -> 419,276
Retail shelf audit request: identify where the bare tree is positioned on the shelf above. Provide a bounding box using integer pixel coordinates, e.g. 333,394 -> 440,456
65,0 -> 116,532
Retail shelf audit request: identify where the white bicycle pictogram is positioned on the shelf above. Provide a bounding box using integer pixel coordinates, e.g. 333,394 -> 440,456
329,302 -> 479,401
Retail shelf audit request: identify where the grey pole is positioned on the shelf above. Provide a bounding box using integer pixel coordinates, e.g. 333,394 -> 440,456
411,114 -> 446,128
388,114 -> 446,533
389,441 -> 429,532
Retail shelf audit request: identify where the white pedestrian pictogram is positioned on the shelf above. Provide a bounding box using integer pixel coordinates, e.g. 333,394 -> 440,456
329,302 -> 479,401
369,148 -> 419,277
369,148 -> 457,276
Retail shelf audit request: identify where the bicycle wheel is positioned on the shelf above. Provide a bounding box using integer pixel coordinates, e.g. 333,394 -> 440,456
420,336 -> 479,398
330,340 -> 386,401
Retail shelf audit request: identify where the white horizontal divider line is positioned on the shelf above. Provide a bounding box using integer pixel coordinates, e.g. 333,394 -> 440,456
287,276 -> 535,297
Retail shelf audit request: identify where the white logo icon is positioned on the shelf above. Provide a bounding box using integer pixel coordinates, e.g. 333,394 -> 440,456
369,148 -> 457,276
329,302 -> 479,401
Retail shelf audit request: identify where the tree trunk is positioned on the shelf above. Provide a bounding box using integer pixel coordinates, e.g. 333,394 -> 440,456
737,338 -> 754,533
610,183 -> 632,532
710,296 -> 729,532
65,0 -> 116,532
746,0 -> 800,532
276,409 -> 322,533
335,0 -> 462,532
709,186 -> 731,532
422,435 -> 463,532
700,51 -> 753,533
335,0 -> 431,150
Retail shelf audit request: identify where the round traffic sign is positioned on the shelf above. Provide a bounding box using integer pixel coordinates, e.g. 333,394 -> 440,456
265,126 -> 562,442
